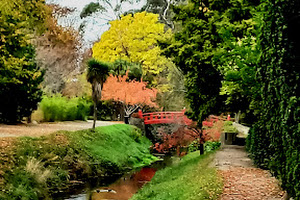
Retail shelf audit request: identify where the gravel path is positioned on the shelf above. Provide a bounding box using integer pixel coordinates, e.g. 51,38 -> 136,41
0,120 -> 123,137
212,145 -> 285,200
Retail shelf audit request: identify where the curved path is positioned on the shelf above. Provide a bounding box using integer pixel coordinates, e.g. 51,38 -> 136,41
212,145 -> 286,200
0,120 -> 123,137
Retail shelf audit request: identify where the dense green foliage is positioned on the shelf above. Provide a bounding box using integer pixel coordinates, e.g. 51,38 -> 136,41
0,124 -> 157,199
131,151 -> 223,200
110,59 -> 143,81
211,0 -> 261,118
163,0 -> 261,124
39,96 -> 92,121
223,121 -> 238,133
0,0 -> 47,123
246,0 -> 300,198
164,0 -> 299,197
163,0 -> 224,124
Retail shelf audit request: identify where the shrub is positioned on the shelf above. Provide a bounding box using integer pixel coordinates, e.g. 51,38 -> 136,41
204,141 -> 221,152
223,121 -> 238,133
39,95 -> 92,122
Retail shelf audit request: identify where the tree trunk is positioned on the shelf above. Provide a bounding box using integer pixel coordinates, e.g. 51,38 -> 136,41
27,115 -> 32,124
92,80 -> 101,130
200,127 -> 204,155
124,116 -> 130,124
93,101 -> 97,130
199,144 -> 204,155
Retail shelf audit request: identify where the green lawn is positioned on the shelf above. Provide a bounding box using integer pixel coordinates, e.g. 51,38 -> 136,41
131,151 -> 223,200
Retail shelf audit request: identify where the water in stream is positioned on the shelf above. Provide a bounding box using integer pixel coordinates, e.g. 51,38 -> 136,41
58,156 -> 174,200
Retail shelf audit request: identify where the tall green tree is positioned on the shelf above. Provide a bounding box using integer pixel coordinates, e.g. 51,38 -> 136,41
86,59 -> 110,129
0,0 -> 47,123
164,0 -> 262,122
211,0 -> 261,122
163,0 -> 225,125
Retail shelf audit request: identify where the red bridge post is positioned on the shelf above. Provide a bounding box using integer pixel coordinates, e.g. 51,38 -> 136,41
138,109 -> 143,119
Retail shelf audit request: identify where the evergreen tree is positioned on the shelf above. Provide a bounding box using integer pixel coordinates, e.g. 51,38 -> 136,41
0,1 -> 46,123
163,0 -> 224,124
164,0 -> 262,123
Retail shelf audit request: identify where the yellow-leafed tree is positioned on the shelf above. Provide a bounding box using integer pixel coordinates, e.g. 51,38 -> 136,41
92,12 -> 171,78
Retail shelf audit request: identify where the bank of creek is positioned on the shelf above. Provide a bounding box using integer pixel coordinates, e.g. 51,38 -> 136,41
0,124 -> 161,199
57,156 -> 172,200
0,123 -> 224,200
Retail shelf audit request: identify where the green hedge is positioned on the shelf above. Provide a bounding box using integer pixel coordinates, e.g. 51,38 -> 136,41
39,95 -> 92,121
246,0 -> 300,198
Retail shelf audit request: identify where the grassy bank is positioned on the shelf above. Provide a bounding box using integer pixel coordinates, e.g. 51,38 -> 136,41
0,124 -> 157,200
131,151 -> 223,200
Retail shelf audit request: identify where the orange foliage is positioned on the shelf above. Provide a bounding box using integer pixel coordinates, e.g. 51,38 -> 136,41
102,74 -> 158,107
202,118 -> 224,141
152,126 -> 200,156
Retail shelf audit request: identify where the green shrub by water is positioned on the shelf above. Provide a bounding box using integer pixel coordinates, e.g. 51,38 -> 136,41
0,124 -> 157,200
40,95 -> 92,121
188,141 -> 221,153
223,121 -> 238,133
131,151 -> 223,200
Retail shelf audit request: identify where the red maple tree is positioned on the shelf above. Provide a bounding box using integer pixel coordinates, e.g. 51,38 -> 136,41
152,125 -> 202,156
101,73 -> 158,119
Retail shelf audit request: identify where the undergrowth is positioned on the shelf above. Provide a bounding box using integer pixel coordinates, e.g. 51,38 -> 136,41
0,124 -> 157,200
130,151 -> 223,200
39,95 -> 91,121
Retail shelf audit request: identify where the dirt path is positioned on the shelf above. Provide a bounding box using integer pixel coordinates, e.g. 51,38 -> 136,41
212,145 -> 285,200
0,120 -> 123,137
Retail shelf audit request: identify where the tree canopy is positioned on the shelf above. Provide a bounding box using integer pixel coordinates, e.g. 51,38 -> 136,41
163,0 -> 224,124
92,12 -> 172,79
102,72 -> 158,117
0,0 -> 47,122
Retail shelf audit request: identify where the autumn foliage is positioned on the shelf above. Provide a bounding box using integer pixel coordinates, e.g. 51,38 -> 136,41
151,125 -> 200,156
102,73 -> 158,108
92,12 -> 171,77
202,115 -> 225,142
152,115 -> 225,156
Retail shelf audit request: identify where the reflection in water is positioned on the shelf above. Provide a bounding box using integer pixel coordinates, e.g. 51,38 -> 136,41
62,156 -> 173,200
65,194 -> 88,200
91,168 -> 156,200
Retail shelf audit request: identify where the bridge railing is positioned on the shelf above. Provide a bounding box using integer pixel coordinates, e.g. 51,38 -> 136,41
137,110 -> 194,125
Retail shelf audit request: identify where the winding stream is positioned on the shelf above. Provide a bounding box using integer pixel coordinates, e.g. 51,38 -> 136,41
56,156 -> 173,200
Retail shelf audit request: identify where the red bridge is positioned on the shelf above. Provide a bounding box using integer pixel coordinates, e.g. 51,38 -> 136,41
138,110 -> 194,125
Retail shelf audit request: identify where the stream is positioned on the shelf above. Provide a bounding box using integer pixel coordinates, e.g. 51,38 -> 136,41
56,155 -> 174,200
